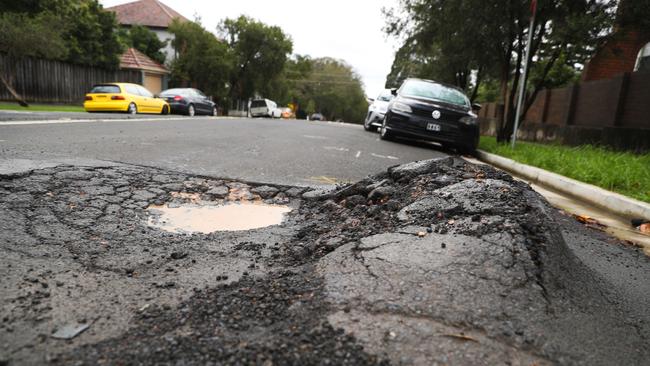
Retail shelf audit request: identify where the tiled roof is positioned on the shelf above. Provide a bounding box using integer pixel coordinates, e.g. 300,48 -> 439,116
106,0 -> 189,29
120,48 -> 169,74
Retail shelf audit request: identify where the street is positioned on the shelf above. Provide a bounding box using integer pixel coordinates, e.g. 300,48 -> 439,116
0,116 -> 446,187
1,115 -> 649,366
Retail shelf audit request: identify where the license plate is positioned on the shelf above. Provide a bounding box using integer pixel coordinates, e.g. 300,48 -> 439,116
426,123 -> 441,132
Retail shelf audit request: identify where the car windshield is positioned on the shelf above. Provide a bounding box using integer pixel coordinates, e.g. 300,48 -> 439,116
160,89 -> 189,97
90,85 -> 120,94
251,100 -> 267,108
400,80 -> 469,107
377,91 -> 394,102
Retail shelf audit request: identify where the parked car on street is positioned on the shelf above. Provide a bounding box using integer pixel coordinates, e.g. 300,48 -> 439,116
380,78 -> 481,154
84,83 -> 169,115
159,88 -> 217,116
364,89 -> 395,131
309,113 -> 324,121
250,99 -> 281,118
280,107 -> 294,119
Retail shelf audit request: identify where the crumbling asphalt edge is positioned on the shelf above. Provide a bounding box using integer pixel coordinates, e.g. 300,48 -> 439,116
476,150 -> 650,221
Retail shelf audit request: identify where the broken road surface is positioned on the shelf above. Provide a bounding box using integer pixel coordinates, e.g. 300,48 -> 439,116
0,157 -> 648,365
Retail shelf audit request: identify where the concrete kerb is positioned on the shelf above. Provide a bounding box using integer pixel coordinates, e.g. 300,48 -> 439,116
476,150 -> 650,222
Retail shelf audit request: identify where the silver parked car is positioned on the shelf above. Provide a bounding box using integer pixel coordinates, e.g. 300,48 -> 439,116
364,89 -> 395,131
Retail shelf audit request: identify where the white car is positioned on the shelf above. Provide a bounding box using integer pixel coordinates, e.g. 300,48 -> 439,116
364,89 -> 395,131
249,98 -> 281,118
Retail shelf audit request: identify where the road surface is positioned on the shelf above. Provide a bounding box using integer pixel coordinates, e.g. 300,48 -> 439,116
0,115 -> 447,186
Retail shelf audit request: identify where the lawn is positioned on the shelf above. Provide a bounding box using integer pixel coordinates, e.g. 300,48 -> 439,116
0,102 -> 85,113
479,136 -> 650,203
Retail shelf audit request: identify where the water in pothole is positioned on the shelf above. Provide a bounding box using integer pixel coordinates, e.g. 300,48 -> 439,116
147,202 -> 292,233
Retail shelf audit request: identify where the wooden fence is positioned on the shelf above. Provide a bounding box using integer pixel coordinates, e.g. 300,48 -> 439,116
0,54 -> 141,104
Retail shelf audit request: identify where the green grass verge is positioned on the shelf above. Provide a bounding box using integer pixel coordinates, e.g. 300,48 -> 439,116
479,136 -> 650,203
0,102 -> 85,113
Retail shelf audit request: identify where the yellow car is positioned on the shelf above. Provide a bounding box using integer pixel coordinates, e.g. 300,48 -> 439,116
84,83 -> 169,115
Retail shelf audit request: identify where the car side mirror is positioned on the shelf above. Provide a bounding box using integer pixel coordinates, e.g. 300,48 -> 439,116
390,88 -> 398,96
367,98 -> 375,103
471,103 -> 482,111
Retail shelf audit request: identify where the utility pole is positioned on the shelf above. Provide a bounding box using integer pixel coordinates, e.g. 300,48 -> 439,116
512,0 -> 538,148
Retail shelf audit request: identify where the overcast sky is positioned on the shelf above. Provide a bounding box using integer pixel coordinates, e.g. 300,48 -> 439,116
101,0 -> 399,97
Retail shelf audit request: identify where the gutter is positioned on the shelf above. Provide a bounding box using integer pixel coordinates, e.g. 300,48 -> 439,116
476,150 -> 650,221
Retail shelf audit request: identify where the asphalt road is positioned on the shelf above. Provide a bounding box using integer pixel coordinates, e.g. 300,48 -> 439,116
0,115 -> 447,187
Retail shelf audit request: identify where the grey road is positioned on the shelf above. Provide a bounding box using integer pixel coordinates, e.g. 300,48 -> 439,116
0,116 -> 447,186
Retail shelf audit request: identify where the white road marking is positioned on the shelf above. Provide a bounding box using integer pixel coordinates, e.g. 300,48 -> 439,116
324,146 -> 350,152
355,151 -> 361,158
371,153 -> 399,160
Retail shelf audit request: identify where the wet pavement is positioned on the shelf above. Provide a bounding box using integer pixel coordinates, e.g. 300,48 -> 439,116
0,157 -> 648,365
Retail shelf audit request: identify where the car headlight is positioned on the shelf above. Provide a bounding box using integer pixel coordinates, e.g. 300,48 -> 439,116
459,113 -> 478,125
390,101 -> 412,114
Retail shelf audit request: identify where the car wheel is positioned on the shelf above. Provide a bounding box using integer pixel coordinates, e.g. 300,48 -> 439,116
161,105 -> 169,115
127,103 -> 137,115
458,134 -> 479,156
212,106 -> 218,116
364,116 -> 377,132
187,104 -> 195,117
379,116 -> 393,140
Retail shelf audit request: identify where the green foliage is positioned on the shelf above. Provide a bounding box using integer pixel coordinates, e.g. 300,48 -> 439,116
619,0 -> 650,33
0,12 -> 68,60
168,19 -> 233,101
385,0 -> 616,140
122,25 -> 166,65
479,136 -> 650,203
219,15 -> 293,101
280,57 -> 368,123
0,0 -> 123,69
474,79 -> 501,103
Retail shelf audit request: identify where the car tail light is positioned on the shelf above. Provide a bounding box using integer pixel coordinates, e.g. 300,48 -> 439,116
84,96 -> 92,101
111,95 -> 125,100
173,95 -> 183,101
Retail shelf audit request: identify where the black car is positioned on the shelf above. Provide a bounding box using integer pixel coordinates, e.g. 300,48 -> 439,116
159,88 -> 217,116
380,78 -> 481,154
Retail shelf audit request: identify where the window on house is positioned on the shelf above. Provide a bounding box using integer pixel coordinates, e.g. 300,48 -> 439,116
634,42 -> 650,72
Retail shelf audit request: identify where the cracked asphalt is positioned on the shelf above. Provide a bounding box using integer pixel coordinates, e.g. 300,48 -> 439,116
0,117 -> 648,365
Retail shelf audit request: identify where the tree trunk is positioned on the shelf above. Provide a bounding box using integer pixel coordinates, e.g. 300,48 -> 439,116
0,64 -> 28,107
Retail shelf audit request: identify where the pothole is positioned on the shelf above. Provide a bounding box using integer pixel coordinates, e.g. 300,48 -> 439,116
147,202 -> 292,234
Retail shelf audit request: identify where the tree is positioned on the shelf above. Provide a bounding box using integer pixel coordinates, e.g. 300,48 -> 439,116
168,19 -> 233,102
282,57 -> 368,123
0,12 -> 68,105
122,25 -> 166,65
52,0 -> 124,69
218,16 -> 293,102
0,0 -> 124,69
384,0 -> 616,142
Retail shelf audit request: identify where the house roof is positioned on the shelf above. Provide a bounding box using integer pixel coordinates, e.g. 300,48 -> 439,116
120,48 -> 169,74
106,0 -> 188,29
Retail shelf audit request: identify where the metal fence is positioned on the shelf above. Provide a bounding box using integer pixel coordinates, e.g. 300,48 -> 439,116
0,54 -> 141,104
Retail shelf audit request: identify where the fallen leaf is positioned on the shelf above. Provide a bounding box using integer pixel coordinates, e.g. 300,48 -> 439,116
639,223 -> 650,234
442,333 -> 478,342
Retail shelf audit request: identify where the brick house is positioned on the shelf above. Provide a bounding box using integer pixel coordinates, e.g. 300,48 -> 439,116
582,1 -> 650,81
106,0 -> 189,64
582,30 -> 650,81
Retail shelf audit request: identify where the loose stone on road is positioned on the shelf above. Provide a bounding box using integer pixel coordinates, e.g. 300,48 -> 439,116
0,116 -> 648,365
